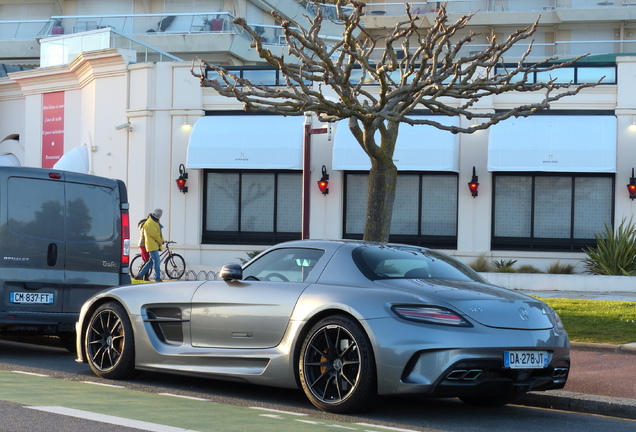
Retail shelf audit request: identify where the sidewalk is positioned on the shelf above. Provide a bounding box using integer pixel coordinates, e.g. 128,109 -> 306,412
518,344 -> 636,419
515,289 -> 636,419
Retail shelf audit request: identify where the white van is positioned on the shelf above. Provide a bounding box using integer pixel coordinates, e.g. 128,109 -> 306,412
0,167 -> 130,346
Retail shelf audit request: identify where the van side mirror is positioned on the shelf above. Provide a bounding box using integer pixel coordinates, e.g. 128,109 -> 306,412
220,263 -> 243,281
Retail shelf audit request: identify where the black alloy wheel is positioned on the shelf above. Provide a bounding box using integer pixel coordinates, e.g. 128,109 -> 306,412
85,301 -> 136,379
299,315 -> 377,413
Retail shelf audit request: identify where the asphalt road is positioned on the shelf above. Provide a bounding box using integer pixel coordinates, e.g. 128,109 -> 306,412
1,337 -> 635,432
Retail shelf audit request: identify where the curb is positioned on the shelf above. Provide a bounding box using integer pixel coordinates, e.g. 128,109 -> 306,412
518,391 -> 636,420
571,341 -> 636,354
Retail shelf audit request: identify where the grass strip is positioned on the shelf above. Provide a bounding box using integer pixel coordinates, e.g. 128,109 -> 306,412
537,297 -> 636,345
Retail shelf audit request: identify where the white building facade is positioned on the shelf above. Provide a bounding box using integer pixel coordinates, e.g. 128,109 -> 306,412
1,1 -> 636,274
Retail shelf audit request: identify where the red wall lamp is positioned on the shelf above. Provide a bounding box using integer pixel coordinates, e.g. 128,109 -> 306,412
176,163 -> 188,193
628,168 -> 636,200
468,166 -> 479,198
317,165 -> 329,195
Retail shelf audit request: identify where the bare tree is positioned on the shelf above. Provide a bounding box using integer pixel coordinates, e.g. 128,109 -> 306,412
192,1 -> 599,242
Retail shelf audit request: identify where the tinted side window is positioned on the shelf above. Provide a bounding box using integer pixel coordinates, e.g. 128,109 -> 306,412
8,177 -> 64,240
66,183 -> 116,242
243,248 -> 325,282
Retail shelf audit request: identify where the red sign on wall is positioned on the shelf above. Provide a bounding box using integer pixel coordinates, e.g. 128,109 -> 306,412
42,92 -> 65,168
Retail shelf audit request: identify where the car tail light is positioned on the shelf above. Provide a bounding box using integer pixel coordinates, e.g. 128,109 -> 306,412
392,305 -> 472,327
121,211 -> 130,266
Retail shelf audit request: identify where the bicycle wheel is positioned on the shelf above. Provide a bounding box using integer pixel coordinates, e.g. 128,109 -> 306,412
130,255 -> 151,279
164,253 -> 186,279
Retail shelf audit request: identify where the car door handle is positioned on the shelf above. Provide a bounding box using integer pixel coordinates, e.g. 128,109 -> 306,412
47,243 -> 58,266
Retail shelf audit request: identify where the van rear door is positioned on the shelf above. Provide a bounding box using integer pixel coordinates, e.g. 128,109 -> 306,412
62,172 -> 125,311
3,171 -> 67,314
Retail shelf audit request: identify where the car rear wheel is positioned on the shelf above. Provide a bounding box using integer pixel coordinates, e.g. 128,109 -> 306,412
85,301 -> 136,379
299,315 -> 377,413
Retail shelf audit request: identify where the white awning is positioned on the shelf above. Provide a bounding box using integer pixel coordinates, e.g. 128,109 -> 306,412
53,145 -> 89,173
488,115 -> 617,173
186,115 -> 304,169
332,116 -> 460,171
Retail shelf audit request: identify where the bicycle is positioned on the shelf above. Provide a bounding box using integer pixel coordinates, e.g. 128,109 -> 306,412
130,240 -> 186,280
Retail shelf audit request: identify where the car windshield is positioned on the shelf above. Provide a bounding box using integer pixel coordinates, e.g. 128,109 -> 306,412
352,245 -> 484,282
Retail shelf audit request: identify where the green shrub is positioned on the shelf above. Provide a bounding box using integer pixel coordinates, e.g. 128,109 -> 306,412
469,254 -> 492,272
516,264 -> 543,273
582,218 -> 636,276
492,259 -> 517,272
547,260 -> 575,274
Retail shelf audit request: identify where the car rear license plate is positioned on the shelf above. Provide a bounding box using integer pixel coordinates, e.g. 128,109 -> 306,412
10,292 -> 54,305
504,351 -> 548,369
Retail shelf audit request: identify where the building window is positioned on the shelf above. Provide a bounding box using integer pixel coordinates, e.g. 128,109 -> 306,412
203,170 -> 301,245
492,173 -> 614,251
343,172 -> 458,248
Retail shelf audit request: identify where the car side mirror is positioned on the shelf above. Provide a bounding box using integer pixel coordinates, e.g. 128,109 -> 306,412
220,263 -> 243,281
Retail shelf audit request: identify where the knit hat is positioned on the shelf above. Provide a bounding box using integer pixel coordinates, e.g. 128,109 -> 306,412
152,208 -> 163,218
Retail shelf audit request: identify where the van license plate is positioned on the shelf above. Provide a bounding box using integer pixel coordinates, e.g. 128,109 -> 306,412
504,351 -> 548,369
9,292 -> 54,305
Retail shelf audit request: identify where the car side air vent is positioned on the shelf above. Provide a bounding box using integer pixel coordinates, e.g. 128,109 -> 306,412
145,307 -> 185,345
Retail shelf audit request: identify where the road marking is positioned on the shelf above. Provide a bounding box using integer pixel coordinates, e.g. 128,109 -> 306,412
296,419 -> 357,429
259,413 -> 285,419
26,406 -> 202,432
159,392 -> 211,401
250,406 -> 307,416
356,423 -> 420,432
81,380 -> 126,389
12,371 -> 50,377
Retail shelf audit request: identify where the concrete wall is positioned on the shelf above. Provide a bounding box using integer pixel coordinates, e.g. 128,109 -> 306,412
483,272 -> 636,293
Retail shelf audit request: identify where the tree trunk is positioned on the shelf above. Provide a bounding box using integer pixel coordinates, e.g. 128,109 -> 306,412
363,158 -> 398,242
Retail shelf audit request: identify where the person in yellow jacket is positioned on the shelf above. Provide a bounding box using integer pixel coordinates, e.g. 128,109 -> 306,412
134,208 -> 165,282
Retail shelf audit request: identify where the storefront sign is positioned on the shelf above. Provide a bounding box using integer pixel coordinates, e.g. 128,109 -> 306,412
42,92 -> 65,168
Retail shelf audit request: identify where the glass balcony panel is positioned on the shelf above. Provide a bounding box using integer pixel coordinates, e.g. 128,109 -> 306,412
536,68 -> 574,83
242,69 -> 278,85
577,66 -> 616,83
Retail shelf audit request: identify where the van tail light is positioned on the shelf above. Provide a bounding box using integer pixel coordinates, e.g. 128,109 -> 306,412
121,211 -> 130,266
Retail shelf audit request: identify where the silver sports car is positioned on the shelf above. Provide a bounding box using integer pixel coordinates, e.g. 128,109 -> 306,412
76,240 -> 569,413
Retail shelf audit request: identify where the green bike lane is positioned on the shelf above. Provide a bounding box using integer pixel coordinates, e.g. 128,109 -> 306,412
0,370 -> 417,432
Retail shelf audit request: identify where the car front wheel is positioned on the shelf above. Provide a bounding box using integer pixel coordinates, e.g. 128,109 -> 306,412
299,315 -> 377,413
85,301 -> 136,380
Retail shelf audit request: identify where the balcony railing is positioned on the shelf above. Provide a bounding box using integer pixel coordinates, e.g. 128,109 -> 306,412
2,3 -> 635,42
364,1 -> 636,16
0,10 -> 635,63
32,13 -> 290,47
40,27 -> 184,67
36,13 -> 238,39
208,61 -> 616,86
0,19 -> 49,40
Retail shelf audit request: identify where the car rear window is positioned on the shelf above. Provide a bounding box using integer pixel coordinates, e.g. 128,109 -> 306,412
352,245 -> 484,282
